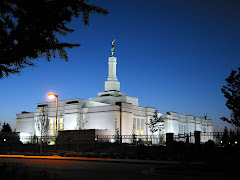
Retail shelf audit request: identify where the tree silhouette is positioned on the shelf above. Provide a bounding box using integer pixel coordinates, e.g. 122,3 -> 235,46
221,67 -> 240,127
148,110 -> 164,134
1,122 -> 12,132
0,0 -> 108,79
35,106 -> 49,137
76,112 -> 88,130
221,126 -> 229,145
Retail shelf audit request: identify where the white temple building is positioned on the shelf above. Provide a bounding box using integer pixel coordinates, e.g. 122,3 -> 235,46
16,41 -> 213,143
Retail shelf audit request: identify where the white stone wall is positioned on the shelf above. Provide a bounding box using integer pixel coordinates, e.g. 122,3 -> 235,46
16,112 -> 35,135
84,105 -> 117,135
16,112 -> 35,142
125,96 -> 138,106
64,114 -> 78,130
186,115 -> 195,133
89,95 -> 138,106
195,117 -> 202,131
161,112 -> 213,137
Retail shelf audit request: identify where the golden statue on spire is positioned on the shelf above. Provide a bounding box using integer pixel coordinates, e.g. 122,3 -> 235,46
111,39 -> 115,56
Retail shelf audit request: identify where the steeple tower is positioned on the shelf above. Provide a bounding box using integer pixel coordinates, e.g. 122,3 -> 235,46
89,40 -> 138,106
105,39 -> 120,92
105,57 -> 120,91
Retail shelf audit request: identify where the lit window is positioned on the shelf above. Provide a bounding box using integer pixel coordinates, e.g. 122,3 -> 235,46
133,118 -> 136,134
49,119 -> 54,135
141,119 -> 144,135
59,118 -> 63,130
137,118 -> 140,135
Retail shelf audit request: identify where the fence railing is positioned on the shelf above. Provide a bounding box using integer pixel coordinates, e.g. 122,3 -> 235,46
18,134 -> 166,145
1,132 -> 239,154
2,132 -> 239,146
172,132 -> 240,145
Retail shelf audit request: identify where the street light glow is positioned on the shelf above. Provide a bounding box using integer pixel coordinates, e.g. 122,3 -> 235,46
47,93 -> 59,141
48,94 -> 57,99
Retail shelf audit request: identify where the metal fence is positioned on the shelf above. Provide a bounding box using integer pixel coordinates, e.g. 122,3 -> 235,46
19,134 -> 166,145
5,134 -> 166,154
17,132 -> 231,145
173,132 -> 240,145
1,131 -> 239,154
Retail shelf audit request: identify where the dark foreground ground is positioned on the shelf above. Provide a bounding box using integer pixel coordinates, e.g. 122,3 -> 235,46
0,155 -> 239,180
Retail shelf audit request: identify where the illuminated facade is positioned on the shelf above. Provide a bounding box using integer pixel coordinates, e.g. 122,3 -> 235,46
161,112 -> 213,141
16,45 -> 213,142
16,100 -> 156,141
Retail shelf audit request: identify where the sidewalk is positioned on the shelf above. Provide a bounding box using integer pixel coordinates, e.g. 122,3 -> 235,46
0,154 -> 182,165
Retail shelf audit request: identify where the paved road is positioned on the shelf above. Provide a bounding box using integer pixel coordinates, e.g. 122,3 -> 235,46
0,157 -> 232,180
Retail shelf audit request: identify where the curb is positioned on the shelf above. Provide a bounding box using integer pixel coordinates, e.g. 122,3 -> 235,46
0,155 -> 181,165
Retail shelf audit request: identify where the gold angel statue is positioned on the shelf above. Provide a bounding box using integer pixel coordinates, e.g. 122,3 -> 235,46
111,39 -> 115,56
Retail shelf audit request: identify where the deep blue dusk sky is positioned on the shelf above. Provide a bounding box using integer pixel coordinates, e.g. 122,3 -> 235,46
1,0 -> 240,131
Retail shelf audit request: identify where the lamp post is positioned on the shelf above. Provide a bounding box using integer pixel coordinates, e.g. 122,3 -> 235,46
48,94 -> 58,137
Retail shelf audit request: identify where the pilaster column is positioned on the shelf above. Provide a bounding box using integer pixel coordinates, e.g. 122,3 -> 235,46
105,56 -> 120,92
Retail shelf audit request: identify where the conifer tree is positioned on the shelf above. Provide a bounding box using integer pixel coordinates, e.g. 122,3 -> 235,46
221,67 -> 240,127
1,122 -> 12,132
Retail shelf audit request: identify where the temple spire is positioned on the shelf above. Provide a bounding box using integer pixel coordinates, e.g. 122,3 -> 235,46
105,40 -> 120,92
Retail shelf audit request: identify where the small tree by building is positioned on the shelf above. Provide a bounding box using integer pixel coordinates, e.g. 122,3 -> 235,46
114,115 -> 120,143
148,110 -> 164,134
76,112 -> 88,130
35,106 -> 49,137
132,124 -> 137,145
